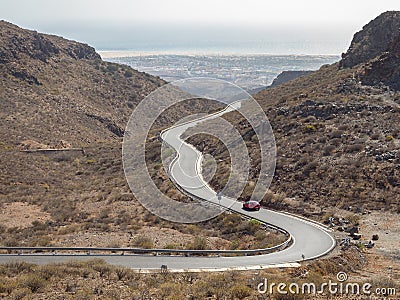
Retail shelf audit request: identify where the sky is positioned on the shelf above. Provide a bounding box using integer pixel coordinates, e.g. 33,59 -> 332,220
2,0 -> 400,54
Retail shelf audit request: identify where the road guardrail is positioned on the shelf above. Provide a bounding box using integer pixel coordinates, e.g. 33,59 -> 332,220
0,236 -> 292,257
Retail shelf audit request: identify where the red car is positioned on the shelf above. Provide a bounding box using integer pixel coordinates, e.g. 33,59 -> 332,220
242,200 -> 261,211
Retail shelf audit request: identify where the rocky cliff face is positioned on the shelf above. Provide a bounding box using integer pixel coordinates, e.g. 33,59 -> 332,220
360,34 -> 400,90
340,11 -> 400,91
340,11 -> 400,69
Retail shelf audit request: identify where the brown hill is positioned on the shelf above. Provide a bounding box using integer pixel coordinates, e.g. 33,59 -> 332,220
270,70 -> 313,87
0,20 -> 166,146
187,12 -> 400,217
0,21 -> 168,246
0,22 -> 262,250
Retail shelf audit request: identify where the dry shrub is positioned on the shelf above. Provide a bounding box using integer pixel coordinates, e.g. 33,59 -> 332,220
229,284 -> 252,299
19,273 -> 47,293
132,236 -> 154,249
186,236 -> 208,250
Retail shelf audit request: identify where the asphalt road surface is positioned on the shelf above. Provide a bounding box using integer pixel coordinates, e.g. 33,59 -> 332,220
0,102 -> 335,271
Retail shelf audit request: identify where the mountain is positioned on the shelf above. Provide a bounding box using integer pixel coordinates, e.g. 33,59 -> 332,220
340,11 -> 400,68
0,14 -> 399,249
188,12 -> 400,216
0,21 -> 167,146
270,70 -> 313,87
340,11 -> 400,91
0,15 -> 398,299
0,21 -> 166,246
0,21 -> 215,247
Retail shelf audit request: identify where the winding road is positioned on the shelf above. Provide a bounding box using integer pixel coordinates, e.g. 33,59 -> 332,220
0,101 -> 335,271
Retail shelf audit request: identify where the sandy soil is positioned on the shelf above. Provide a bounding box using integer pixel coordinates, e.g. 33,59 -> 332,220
0,201 -> 52,228
55,225 -> 230,250
359,211 -> 400,281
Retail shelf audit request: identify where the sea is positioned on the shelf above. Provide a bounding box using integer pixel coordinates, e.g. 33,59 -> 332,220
102,52 -> 339,92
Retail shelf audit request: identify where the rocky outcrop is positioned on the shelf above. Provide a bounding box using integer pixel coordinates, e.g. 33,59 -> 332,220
270,70 -> 313,87
85,113 -> 125,137
339,11 -> 400,90
340,11 -> 400,68
0,20 -> 100,63
19,140 -> 50,150
10,68 -> 41,85
360,34 -> 400,90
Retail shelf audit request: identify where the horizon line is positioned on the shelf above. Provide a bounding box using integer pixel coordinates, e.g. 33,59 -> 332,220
98,50 -> 341,59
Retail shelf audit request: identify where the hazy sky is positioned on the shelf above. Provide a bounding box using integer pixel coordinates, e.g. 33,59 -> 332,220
2,0 -> 400,54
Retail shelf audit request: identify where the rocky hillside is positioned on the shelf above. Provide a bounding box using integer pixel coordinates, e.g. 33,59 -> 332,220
340,11 -> 400,91
340,11 -> 400,68
358,33 -> 400,90
188,12 -> 400,216
0,21 -> 167,146
270,70 -> 313,87
0,22 -> 249,250
0,21 -> 168,247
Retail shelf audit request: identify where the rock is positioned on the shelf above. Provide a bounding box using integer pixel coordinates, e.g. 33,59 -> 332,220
349,226 -> 359,236
352,233 -> 362,240
10,68 -> 41,85
339,11 -> 400,91
66,43 -> 100,60
361,38 -> 400,91
365,240 -> 375,248
85,113 -> 124,137
375,151 -> 397,161
372,234 -> 379,241
19,140 -> 50,150
55,140 -> 72,149
340,11 -> 400,68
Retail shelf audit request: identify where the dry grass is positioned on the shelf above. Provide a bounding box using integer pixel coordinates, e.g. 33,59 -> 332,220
0,245 -> 386,300
0,202 -> 51,229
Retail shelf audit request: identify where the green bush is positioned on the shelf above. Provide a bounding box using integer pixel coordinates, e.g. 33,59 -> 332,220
385,135 -> 394,141
244,219 -> 262,235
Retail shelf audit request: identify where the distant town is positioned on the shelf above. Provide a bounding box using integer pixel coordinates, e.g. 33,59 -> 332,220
105,54 -> 339,91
